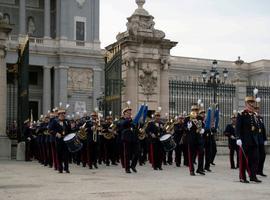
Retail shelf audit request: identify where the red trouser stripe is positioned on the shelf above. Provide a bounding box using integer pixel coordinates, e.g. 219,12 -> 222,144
188,145 -> 193,172
239,147 -> 243,179
123,143 -> 127,169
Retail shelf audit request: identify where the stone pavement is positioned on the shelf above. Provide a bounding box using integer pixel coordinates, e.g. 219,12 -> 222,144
0,156 -> 269,200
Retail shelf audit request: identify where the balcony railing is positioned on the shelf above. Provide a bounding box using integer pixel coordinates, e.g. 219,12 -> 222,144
7,35 -> 98,50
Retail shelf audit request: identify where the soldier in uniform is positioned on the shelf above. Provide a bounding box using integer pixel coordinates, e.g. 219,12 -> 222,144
199,109 -> 213,172
138,118 -> 149,166
119,106 -> 139,173
86,111 -> 100,169
48,109 -> 59,171
255,101 -> 267,177
43,115 -> 51,167
185,104 -> 205,176
173,115 -> 188,167
224,112 -> 239,169
50,108 -> 71,173
102,115 -> 117,166
23,119 -> 32,161
75,116 -> 88,167
146,110 -> 165,170
236,95 -> 261,183
69,118 -> 81,165
37,115 -> 50,166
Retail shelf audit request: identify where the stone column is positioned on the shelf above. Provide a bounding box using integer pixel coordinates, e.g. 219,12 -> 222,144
232,78 -> 247,111
0,17 -> 12,159
93,68 -> 102,110
56,0 -> 61,39
43,66 -> 51,113
44,0 -> 51,38
0,45 -> 7,135
58,66 -> 68,106
57,0 -> 68,40
125,59 -> 138,111
19,0 -> 26,35
53,66 -> 59,107
93,0 -> 100,42
160,59 -> 169,116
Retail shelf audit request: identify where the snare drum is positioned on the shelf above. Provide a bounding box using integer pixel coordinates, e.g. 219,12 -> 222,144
159,134 -> 176,152
63,133 -> 83,153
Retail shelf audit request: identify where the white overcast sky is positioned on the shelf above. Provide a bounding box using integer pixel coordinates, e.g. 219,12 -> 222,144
100,0 -> 270,62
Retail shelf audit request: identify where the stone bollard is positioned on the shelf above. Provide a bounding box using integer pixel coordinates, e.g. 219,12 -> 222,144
16,142 -> 25,161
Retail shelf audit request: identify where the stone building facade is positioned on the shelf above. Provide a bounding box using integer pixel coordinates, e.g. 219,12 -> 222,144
0,0 -> 104,122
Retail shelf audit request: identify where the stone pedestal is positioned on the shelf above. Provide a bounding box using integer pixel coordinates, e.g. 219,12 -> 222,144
107,0 -> 177,115
232,77 -> 247,111
0,137 -> 12,159
16,142 -> 25,161
0,16 -> 12,159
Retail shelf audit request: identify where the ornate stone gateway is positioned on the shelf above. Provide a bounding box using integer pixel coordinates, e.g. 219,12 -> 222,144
105,0 -> 177,115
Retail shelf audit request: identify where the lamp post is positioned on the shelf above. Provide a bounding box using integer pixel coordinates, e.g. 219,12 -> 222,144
201,60 -> 229,103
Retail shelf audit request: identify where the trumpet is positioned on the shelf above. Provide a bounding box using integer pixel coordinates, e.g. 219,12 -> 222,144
92,114 -> 103,142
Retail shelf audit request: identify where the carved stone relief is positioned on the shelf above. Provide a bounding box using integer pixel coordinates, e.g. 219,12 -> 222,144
68,68 -> 93,90
138,63 -> 158,101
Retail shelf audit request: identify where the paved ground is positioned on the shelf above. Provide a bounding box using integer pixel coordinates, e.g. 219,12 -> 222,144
0,156 -> 270,200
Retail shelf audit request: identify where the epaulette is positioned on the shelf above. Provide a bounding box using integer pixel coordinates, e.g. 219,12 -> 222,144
241,109 -> 250,115
239,110 -> 247,116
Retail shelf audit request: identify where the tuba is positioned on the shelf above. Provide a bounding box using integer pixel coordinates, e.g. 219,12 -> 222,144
138,119 -> 151,140
164,118 -> 176,134
103,122 -> 116,140
77,123 -> 87,140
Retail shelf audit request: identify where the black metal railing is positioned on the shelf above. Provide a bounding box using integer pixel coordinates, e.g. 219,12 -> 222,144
6,72 -> 18,140
104,52 -> 122,117
169,80 -> 236,141
247,85 -> 270,137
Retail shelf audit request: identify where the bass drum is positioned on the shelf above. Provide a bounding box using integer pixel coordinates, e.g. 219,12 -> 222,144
159,134 -> 176,152
63,133 -> 83,153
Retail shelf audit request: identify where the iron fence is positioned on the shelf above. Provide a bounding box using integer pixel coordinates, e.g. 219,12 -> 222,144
169,80 -> 236,141
6,71 -> 18,140
247,85 -> 270,137
104,52 -> 122,117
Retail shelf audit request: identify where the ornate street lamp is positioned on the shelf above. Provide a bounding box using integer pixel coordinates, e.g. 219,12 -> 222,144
201,60 -> 229,103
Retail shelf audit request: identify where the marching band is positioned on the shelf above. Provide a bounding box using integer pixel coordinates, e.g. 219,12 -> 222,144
23,89 -> 267,184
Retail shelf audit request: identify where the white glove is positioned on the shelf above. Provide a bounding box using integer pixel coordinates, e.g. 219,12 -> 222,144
236,139 -> 242,146
200,128 -> 205,135
264,141 -> 267,145
230,135 -> 236,140
56,132 -> 62,138
27,137 -> 31,141
187,122 -> 192,130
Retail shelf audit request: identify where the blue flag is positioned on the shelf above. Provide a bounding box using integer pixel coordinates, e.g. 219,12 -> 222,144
142,105 -> 148,123
205,107 -> 212,130
214,107 -> 219,129
133,104 -> 144,125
